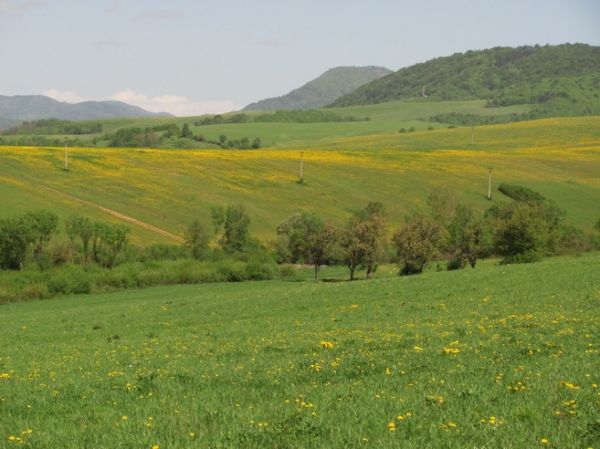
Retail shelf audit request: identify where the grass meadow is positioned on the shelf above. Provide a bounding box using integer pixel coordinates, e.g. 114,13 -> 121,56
1,254 -> 599,448
1,116 -> 599,245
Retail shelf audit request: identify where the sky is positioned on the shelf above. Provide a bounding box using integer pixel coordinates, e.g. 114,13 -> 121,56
1,0 -> 599,116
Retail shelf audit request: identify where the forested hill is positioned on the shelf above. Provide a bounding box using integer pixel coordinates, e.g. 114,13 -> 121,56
242,66 -> 392,111
328,44 -> 600,117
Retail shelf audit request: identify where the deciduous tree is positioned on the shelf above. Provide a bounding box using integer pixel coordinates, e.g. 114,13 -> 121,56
277,211 -> 338,279
184,220 -> 210,260
447,204 -> 491,268
340,202 -> 387,280
0,215 -> 36,270
392,211 -> 446,275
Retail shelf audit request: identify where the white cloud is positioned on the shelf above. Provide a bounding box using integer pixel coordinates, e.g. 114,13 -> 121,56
0,0 -> 46,16
43,89 -> 87,104
108,90 -> 243,116
40,88 -> 240,116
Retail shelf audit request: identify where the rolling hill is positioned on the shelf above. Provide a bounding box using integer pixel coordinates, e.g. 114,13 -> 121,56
242,66 -> 392,111
0,95 -> 173,127
329,43 -> 600,120
1,116 -> 599,246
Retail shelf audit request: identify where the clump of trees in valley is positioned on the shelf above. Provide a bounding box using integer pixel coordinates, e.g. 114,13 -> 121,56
1,185 -> 599,303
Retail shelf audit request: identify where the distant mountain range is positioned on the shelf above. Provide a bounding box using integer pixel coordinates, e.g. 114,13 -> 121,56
328,43 -> 600,118
242,66 -> 392,112
0,95 -> 174,125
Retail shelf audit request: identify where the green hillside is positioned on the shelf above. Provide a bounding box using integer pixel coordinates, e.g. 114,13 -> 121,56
1,117 -> 599,247
329,44 -> 600,121
0,100 -> 533,149
242,66 -> 392,112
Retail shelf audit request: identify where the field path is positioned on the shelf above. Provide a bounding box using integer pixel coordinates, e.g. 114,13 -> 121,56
2,175 -> 184,243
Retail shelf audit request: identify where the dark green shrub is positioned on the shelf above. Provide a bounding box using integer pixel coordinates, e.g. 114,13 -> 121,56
501,250 -> 542,264
215,260 -> 247,282
245,258 -> 277,281
446,258 -> 464,271
498,183 -> 545,203
47,265 -> 92,294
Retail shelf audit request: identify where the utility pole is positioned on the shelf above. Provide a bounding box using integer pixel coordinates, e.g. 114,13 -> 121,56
471,127 -> 474,145
487,167 -> 493,200
299,152 -> 304,183
64,137 -> 69,170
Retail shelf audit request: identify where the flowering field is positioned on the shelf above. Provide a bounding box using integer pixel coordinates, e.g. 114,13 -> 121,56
1,117 -> 599,244
1,253 -> 599,448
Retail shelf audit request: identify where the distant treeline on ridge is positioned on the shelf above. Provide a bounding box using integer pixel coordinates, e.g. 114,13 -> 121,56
194,109 -> 370,126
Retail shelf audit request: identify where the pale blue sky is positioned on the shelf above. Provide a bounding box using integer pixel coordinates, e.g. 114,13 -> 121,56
1,0 -> 599,116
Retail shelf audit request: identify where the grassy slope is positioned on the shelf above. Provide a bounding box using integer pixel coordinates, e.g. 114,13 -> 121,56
1,115 -> 599,245
0,100 -> 531,146
1,253 -> 599,447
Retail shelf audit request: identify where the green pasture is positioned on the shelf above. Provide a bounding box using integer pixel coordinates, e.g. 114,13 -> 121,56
1,100 -> 532,149
1,116 -> 599,246
1,253 -> 599,448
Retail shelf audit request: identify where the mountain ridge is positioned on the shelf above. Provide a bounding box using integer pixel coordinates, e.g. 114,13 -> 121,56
0,95 -> 174,123
242,66 -> 392,112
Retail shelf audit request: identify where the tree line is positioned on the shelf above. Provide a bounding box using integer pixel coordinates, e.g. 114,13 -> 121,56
1,186 -> 599,297
1,118 -> 103,136
0,121 -> 263,150
194,110 -> 369,126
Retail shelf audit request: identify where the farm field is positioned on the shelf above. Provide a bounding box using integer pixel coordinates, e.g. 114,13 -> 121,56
1,253 -> 599,448
1,116 -> 599,245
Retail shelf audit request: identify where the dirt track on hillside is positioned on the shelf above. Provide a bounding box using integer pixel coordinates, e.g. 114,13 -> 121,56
2,175 -> 184,243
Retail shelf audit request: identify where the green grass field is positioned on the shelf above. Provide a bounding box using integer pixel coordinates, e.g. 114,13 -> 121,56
1,116 -> 599,246
1,254 -> 599,448
35,100 -> 531,146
